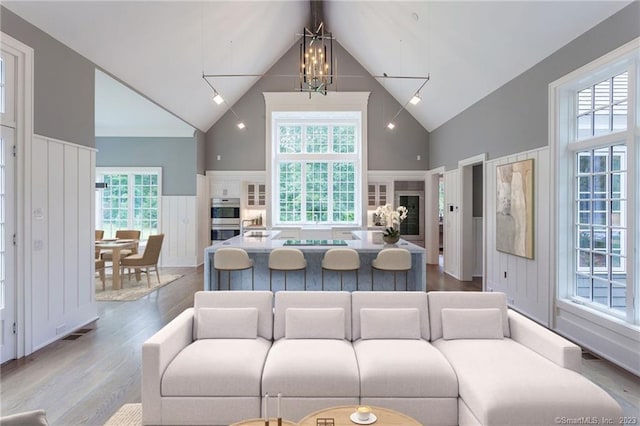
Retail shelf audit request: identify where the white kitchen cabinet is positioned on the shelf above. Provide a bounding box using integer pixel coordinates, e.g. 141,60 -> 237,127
211,180 -> 241,198
245,182 -> 266,207
367,183 -> 388,207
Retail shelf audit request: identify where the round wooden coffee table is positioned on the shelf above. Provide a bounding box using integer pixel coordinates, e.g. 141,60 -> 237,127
298,405 -> 421,426
230,418 -> 297,426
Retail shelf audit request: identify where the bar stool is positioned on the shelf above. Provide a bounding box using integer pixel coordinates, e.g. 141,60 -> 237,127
268,248 -> 307,291
321,248 -> 360,291
214,248 -> 254,290
371,248 -> 412,291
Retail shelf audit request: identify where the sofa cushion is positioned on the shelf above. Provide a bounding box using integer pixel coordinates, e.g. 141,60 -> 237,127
352,291 -> 430,340
196,307 -> 258,339
441,308 -> 503,340
353,339 -> 458,398
360,308 -> 421,340
428,291 -> 510,340
433,338 -> 622,425
273,291 -> 352,340
161,338 -> 271,397
262,339 -> 360,397
194,291 -> 273,340
285,308 -> 345,339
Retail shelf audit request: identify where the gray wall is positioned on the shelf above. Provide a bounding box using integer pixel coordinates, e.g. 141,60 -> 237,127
429,1 -> 640,170
96,137 -> 197,195
1,6 -> 95,147
206,40 -> 430,171
195,129 -> 206,175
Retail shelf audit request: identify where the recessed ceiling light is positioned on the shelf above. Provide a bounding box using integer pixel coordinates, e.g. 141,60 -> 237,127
387,122 -> 395,130
409,94 -> 421,105
213,93 -> 224,105
237,122 -> 246,130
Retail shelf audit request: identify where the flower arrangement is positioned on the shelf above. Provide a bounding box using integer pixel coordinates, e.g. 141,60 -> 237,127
374,204 -> 408,242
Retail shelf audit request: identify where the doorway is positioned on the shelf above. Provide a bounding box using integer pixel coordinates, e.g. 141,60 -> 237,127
394,181 -> 424,245
0,47 -> 17,363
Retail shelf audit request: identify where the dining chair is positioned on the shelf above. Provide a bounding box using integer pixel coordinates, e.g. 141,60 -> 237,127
95,230 -> 104,259
119,234 -> 165,288
101,229 -> 141,272
95,258 -> 106,290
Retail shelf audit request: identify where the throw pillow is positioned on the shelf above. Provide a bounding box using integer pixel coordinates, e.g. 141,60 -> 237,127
285,308 -> 345,339
360,308 -> 421,339
441,308 -> 504,340
196,307 -> 258,339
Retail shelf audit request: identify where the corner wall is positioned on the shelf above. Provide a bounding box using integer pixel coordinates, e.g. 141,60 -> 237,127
0,6 -> 95,147
428,1 -> 640,170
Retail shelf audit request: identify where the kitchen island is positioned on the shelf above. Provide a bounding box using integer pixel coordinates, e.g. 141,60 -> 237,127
204,230 -> 426,292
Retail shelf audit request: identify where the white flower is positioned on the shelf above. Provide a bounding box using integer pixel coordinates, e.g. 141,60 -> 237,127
374,204 -> 408,230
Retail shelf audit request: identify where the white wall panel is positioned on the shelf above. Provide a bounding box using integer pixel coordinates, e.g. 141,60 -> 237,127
160,196 -> 198,267
196,175 -> 209,265
473,217 -> 483,277
48,142 -> 64,320
485,147 -> 551,326
29,135 -> 97,352
444,169 -> 460,279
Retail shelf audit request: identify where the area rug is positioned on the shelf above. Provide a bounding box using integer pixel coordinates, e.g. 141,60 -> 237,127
104,403 -> 142,426
95,274 -> 183,301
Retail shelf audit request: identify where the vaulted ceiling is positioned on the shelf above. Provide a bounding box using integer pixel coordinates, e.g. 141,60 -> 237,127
2,1 -> 632,134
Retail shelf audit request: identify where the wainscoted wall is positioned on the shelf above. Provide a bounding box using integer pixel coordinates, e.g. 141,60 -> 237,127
159,196 -> 197,267
196,174 -> 209,266
30,135 -> 97,351
443,169 -> 459,280
484,147 -> 551,326
473,217 -> 483,277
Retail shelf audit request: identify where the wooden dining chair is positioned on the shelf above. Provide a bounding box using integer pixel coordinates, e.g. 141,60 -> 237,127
95,258 -> 106,290
120,234 -> 165,288
95,230 -> 104,259
101,229 -> 141,272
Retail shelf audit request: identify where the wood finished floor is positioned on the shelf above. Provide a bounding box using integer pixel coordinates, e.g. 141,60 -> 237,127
1,263 -> 638,425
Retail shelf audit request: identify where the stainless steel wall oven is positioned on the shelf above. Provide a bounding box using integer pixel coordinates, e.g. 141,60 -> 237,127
211,198 -> 241,242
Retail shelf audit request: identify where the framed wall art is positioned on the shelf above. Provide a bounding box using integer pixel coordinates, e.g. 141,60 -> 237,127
496,158 -> 534,259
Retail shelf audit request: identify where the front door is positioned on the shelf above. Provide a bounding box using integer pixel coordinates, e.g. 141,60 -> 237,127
0,48 -> 17,363
0,125 -> 16,363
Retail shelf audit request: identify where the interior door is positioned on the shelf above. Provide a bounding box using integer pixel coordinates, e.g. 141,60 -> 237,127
397,193 -> 424,243
0,125 -> 16,363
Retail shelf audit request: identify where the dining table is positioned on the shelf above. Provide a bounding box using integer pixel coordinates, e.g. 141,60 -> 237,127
95,239 -> 139,290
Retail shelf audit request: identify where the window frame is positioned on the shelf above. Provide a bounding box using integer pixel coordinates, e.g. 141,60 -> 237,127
273,117 -> 361,226
95,167 -> 162,241
264,92 -> 370,229
551,39 -> 639,326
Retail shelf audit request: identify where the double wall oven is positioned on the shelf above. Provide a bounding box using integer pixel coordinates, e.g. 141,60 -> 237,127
211,198 -> 241,242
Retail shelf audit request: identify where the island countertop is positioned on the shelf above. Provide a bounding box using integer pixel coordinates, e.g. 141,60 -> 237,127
204,230 -> 425,253
204,230 -> 426,292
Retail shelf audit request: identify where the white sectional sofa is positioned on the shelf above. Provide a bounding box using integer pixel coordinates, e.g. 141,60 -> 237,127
142,290 -> 622,426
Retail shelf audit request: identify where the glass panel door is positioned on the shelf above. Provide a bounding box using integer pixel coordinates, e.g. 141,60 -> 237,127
0,125 -> 15,362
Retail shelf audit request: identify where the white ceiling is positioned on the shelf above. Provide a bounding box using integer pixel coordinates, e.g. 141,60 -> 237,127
3,1 -> 633,134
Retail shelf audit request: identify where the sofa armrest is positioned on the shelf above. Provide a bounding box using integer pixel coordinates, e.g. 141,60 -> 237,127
508,309 -> 581,372
142,307 -> 194,425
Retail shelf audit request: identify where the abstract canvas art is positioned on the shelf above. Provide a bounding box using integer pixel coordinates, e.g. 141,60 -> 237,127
496,159 -> 534,259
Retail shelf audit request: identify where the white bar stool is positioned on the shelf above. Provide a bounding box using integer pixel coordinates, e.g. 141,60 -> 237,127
321,248 -> 360,291
268,248 -> 307,291
213,248 -> 254,290
371,248 -> 412,291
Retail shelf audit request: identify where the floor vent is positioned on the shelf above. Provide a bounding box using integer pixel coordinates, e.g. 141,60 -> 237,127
582,350 -> 599,360
62,328 -> 93,340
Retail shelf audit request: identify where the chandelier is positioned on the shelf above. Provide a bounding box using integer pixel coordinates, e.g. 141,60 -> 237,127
300,21 -> 333,95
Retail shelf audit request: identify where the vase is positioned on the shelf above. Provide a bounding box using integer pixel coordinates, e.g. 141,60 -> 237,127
383,234 -> 400,244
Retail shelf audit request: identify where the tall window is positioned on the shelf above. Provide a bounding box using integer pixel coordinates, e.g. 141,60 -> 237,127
273,112 -> 361,226
96,168 -> 161,240
553,42 -> 638,325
